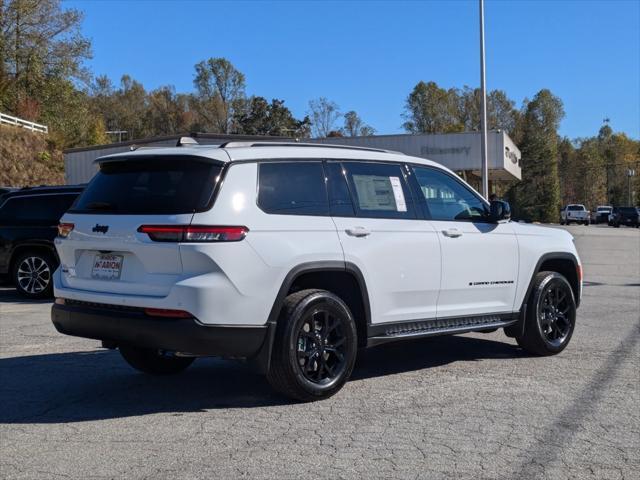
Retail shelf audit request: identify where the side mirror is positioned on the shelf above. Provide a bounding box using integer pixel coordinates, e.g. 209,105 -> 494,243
489,200 -> 511,223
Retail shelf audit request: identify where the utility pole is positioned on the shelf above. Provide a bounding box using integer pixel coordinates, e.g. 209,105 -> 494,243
479,0 -> 489,199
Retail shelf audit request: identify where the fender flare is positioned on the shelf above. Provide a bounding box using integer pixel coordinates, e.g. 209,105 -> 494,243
252,261 -> 371,374
505,251 -> 580,338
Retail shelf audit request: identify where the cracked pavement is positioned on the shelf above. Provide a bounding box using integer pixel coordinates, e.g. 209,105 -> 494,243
1,224 -> 639,479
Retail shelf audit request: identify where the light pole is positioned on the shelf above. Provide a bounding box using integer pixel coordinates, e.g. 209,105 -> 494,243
628,169 -> 636,205
479,0 -> 489,199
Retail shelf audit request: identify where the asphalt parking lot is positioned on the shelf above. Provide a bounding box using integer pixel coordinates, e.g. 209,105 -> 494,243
1,224 -> 638,480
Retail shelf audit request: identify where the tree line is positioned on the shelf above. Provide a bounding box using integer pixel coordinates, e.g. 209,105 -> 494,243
1,0 -> 637,220
401,81 -> 639,220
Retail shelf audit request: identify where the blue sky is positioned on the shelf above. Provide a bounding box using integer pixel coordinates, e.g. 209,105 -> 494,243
65,0 -> 640,139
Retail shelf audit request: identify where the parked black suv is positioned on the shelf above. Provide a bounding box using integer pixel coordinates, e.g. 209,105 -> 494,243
0,186 -> 83,298
609,207 -> 640,228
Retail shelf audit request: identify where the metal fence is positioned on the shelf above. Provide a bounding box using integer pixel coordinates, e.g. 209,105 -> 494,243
0,112 -> 48,134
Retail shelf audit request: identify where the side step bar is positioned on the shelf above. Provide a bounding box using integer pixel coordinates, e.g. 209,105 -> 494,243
367,313 -> 518,347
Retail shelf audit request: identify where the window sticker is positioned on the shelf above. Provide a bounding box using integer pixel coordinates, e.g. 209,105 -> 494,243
352,175 -> 396,211
389,176 -> 407,212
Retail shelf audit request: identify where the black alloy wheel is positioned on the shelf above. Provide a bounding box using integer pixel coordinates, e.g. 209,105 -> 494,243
537,281 -> 573,348
267,289 -> 357,401
296,309 -> 348,384
517,271 -> 577,356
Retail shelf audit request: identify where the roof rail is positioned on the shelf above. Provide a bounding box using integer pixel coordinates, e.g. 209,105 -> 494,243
218,141 -> 403,154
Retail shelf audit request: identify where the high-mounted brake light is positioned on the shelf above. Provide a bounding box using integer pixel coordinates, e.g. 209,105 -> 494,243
58,223 -> 75,238
137,225 -> 248,243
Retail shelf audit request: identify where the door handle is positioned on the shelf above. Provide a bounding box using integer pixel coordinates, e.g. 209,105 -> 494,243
345,226 -> 371,237
442,228 -> 463,238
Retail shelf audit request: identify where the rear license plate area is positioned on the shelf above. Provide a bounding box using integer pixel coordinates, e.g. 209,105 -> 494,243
91,254 -> 123,280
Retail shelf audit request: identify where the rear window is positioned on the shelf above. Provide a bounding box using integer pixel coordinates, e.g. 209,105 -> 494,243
71,157 -> 222,214
619,207 -> 638,214
567,205 -> 585,211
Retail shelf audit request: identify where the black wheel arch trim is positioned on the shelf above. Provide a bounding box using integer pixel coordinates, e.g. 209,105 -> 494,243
505,251 -> 581,338
265,261 -> 371,326
254,261 -> 371,374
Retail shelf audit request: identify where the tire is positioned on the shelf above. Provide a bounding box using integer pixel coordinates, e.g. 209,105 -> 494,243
12,250 -> 56,299
267,289 -> 358,402
119,345 -> 195,375
516,271 -> 576,356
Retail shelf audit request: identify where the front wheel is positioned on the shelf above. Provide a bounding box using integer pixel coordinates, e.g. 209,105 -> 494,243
267,289 -> 358,401
119,346 -> 195,375
516,271 -> 576,356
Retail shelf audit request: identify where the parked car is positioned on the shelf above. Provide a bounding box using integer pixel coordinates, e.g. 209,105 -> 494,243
591,205 -> 612,224
0,187 -> 18,201
0,185 -> 84,298
608,206 -> 640,228
560,204 -> 590,225
51,141 -> 582,401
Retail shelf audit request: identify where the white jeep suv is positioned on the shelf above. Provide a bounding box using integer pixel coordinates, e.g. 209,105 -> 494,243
52,141 -> 582,401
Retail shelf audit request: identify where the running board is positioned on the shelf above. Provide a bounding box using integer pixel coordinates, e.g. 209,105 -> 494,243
367,313 -> 518,347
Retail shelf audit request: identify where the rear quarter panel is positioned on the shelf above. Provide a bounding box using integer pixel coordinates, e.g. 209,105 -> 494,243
187,162 -> 344,326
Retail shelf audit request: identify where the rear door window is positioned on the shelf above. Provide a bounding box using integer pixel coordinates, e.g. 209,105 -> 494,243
342,162 -> 416,219
258,162 -> 329,216
325,162 -> 355,217
0,194 -> 78,224
71,157 -> 222,214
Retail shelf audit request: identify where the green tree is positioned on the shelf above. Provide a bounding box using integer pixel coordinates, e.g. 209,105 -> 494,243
233,96 -> 310,137
193,57 -> 245,133
509,89 -> 564,222
308,97 -> 341,138
0,0 -> 90,119
343,110 -> 375,137
557,136 -> 579,206
458,87 -> 518,134
145,85 -> 190,136
402,81 -> 462,133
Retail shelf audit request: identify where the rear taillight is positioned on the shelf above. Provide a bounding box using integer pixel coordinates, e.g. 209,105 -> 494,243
137,225 -> 248,242
58,223 -> 74,238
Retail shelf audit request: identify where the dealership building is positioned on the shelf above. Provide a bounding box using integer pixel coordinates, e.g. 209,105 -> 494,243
63,130 -> 521,192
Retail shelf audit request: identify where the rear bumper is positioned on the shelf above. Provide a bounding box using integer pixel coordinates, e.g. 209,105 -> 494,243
51,302 -> 269,358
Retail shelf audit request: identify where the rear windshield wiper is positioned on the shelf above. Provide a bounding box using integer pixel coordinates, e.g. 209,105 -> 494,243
85,201 -> 117,211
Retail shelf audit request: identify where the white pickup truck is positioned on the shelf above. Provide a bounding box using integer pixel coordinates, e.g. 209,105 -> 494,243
560,204 -> 590,225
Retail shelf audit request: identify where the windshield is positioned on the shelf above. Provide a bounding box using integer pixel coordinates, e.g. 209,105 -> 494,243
70,157 -> 222,215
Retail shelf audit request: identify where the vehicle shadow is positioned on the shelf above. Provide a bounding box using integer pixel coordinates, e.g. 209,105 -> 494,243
0,286 -> 52,304
0,334 -> 526,424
